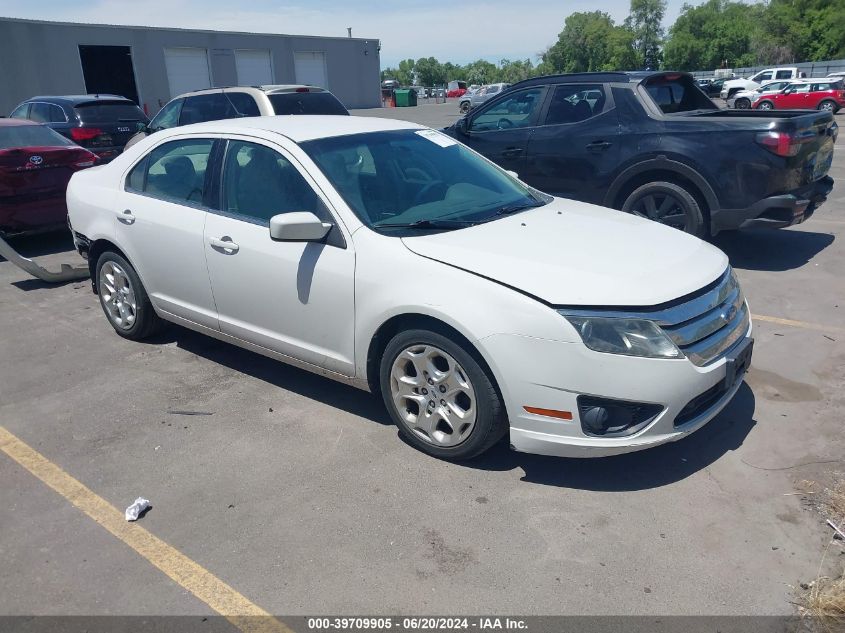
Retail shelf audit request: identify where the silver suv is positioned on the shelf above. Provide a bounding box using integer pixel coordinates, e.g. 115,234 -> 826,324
125,85 -> 348,149
460,83 -> 511,113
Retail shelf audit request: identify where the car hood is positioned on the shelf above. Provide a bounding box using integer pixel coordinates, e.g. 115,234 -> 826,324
400,199 -> 728,307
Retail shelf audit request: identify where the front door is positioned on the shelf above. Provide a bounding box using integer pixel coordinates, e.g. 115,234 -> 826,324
521,84 -> 620,202
203,138 -> 356,375
460,86 -> 546,176
116,137 -> 218,328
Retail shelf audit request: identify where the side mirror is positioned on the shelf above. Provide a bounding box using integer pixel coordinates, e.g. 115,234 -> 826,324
269,212 -> 332,242
136,121 -> 149,133
455,117 -> 469,135
506,170 -> 519,179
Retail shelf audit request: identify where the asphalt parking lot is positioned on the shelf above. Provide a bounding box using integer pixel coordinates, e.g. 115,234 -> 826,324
1,102 -> 844,623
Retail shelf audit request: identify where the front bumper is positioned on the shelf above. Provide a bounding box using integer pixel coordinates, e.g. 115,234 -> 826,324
482,328 -> 752,458
712,175 -> 834,233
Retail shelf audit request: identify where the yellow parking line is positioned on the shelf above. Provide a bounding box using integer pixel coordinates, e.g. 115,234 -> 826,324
752,314 -> 845,335
0,425 -> 292,633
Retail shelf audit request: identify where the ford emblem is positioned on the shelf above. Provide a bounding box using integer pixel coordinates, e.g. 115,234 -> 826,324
29,155 -> 43,165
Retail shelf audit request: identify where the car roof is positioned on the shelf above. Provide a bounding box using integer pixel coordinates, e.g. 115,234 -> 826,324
175,85 -> 327,98
0,118 -> 43,127
25,95 -> 132,105
509,71 -> 688,90
164,115 -> 425,143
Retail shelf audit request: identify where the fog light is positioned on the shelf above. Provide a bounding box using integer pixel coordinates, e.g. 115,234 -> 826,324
577,396 -> 663,437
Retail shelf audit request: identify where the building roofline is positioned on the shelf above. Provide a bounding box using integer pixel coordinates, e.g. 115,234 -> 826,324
0,15 -> 379,44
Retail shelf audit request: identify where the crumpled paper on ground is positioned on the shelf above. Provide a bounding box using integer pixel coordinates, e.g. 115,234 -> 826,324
125,497 -> 150,521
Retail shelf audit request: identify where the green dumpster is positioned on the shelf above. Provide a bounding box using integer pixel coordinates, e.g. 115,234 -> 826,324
394,89 -> 418,107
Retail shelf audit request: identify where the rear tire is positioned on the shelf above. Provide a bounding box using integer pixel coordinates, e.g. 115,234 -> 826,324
95,251 -> 163,341
735,98 -> 751,109
818,100 -> 837,113
379,328 -> 507,460
459,101 -> 470,113
622,181 -> 707,238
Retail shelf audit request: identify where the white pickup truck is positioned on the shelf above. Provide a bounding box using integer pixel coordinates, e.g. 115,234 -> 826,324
720,67 -> 806,100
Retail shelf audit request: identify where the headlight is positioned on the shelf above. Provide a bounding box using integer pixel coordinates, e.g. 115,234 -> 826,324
560,314 -> 682,359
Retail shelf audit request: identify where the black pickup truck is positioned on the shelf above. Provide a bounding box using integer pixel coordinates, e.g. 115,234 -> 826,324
443,71 -> 836,238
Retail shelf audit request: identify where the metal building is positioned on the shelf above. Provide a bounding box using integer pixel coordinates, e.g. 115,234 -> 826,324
0,17 -> 381,115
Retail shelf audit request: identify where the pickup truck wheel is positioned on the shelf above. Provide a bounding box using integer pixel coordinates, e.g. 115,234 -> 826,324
459,101 -> 470,113
735,98 -> 751,109
380,329 -> 507,460
818,100 -> 837,113
622,181 -> 706,238
95,251 -> 163,340
756,100 -> 774,110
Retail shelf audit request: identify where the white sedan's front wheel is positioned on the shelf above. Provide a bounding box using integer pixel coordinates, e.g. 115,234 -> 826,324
380,329 -> 506,460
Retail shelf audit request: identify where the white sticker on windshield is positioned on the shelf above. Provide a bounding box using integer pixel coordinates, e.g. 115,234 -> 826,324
415,129 -> 458,148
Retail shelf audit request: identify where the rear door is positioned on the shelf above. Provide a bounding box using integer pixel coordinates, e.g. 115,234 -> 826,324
460,86 -> 546,175
521,83 -> 619,201
116,137 -> 219,328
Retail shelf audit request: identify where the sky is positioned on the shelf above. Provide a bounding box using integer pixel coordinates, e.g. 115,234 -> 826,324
0,0 -> 693,68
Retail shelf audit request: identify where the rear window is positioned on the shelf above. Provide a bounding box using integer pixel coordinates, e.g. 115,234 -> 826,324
0,124 -> 75,150
643,75 -> 717,114
268,92 -> 349,115
74,101 -> 147,123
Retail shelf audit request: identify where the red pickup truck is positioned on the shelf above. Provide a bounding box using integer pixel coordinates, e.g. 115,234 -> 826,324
753,79 -> 845,113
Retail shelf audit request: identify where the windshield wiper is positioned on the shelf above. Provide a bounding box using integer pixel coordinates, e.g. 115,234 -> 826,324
482,201 -> 545,220
374,218 -> 477,229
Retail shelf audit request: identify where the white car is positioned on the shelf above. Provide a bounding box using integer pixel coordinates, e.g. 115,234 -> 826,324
720,67 -> 804,100
66,116 -> 753,460
728,79 -> 806,109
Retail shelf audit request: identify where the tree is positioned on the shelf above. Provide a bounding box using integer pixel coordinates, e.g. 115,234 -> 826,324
395,59 -> 416,86
414,57 -> 447,86
542,11 -> 638,73
463,59 -> 499,84
626,0 -> 667,69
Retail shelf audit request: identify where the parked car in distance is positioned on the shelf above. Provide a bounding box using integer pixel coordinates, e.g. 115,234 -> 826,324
753,79 -> 845,112
9,95 -> 147,162
0,119 -> 97,236
447,80 -> 468,98
470,83 -> 511,109
728,79 -> 805,109
703,77 -> 728,98
444,71 -> 836,237
125,85 -> 348,149
381,79 -> 400,90
720,67 -> 805,100
67,115 -> 753,460
458,88 -> 479,113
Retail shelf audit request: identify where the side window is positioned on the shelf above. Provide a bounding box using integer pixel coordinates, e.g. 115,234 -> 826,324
149,99 -> 184,131
10,104 -> 30,119
179,94 -> 235,126
775,70 -> 793,80
488,85 -> 500,95
49,105 -> 66,122
224,92 -> 260,117
470,88 -> 544,132
130,139 -> 215,204
812,83 -> 830,91
792,83 -> 811,93
755,72 -> 773,82
543,84 -> 606,125
221,140 -> 325,225
29,103 -> 51,123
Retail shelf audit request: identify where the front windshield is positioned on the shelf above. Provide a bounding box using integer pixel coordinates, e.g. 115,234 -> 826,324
301,129 -> 547,231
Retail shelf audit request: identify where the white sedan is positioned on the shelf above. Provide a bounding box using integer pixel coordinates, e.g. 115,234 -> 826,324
67,116 -> 752,460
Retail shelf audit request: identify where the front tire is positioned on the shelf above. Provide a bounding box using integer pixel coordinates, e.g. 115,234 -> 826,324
95,251 -> 162,340
459,101 -> 470,113
379,329 -> 507,460
621,181 -> 707,238
757,100 -> 774,110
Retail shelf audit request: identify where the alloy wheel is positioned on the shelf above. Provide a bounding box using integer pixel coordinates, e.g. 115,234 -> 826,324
389,344 -> 476,447
99,261 -> 137,330
628,191 -> 689,231
820,101 -> 834,112
759,101 -> 773,110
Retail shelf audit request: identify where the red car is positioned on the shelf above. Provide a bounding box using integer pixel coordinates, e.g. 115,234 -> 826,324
0,119 -> 98,235
753,79 -> 845,112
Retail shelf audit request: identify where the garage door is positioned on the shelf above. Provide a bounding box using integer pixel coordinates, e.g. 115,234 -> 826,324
235,50 -> 273,86
164,48 -> 211,98
294,51 -> 327,88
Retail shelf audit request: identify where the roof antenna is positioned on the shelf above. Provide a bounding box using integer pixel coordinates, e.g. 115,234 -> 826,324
347,27 -> 352,38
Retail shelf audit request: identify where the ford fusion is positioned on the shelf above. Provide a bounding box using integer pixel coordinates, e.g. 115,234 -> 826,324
66,116 -> 752,460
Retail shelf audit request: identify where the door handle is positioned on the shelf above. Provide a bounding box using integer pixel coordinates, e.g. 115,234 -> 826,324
501,147 -> 524,158
117,209 -> 135,225
209,236 -> 240,253
586,141 -> 612,152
